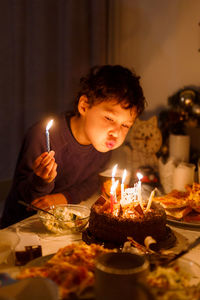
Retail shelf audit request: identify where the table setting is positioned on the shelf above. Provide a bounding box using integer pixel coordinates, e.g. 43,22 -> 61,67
0,180 -> 200,300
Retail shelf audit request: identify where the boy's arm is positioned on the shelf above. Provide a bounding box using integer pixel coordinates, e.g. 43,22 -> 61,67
31,193 -> 67,209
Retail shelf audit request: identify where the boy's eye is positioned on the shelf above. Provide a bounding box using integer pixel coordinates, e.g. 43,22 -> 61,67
105,116 -> 113,122
122,124 -> 130,129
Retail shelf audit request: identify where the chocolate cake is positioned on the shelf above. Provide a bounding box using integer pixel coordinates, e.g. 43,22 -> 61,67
87,196 -> 168,246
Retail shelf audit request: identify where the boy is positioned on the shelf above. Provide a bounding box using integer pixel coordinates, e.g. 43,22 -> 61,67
1,65 -> 146,227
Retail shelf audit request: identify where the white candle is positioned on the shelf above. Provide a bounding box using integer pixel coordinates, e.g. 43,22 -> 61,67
121,169 -> 127,202
136,172 -> 143,207
46,119 -> 53,152
112,164 -> 118,201
146,188 -> 156,211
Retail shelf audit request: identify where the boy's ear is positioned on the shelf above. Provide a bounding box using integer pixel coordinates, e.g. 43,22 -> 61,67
78,95 -> 89,116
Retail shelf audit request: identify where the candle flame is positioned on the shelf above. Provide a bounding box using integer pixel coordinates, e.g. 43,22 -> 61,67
122,169 -> 127,184
110,180 -> 119,195
46,119 -> 54,131
136,172 -> 143,181
112,164 -> 118,178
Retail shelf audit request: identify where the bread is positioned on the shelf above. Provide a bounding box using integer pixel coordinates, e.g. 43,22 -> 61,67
165,206 -> 192,220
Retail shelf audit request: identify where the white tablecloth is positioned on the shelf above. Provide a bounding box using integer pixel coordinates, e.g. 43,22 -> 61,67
0,192 -> 200,271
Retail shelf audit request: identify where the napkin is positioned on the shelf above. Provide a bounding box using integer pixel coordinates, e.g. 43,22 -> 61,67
158,157 -> 176,193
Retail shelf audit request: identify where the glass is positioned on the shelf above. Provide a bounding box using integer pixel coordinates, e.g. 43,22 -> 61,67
95,252 -> 150,300
0,230 -> 20,265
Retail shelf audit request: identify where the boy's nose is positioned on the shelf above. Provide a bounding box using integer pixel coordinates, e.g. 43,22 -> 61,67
108,126 -> 120,138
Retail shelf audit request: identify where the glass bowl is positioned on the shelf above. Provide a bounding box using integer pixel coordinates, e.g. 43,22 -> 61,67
0,230 -> 20,264
38,204 -> 90,234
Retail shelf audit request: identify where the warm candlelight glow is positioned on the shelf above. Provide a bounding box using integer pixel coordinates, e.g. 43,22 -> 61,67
136,172 -> 143,207
110,180 -> 119,213
111,164 -> 118,202
110,179 -> 119,195
121,169 -> 127,202
46,119 -> 54,152
46,119 -> 53,131
136,172 -> 143,181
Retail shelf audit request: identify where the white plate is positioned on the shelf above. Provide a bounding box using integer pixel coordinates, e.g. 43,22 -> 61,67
167,217 -> 200,229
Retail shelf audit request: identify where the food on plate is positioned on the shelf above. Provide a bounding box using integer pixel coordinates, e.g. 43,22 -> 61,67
17,242 -> 114,299
87,196 -> 168,245
164,206 -> 193,220
187,182 -> 200,213
38,204 -> 89,234
153,183 -> 200,222
153,189 -> 189,209
147,261 -> 200,300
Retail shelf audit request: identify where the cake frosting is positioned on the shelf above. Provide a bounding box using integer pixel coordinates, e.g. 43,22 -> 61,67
88,196 -> 167,245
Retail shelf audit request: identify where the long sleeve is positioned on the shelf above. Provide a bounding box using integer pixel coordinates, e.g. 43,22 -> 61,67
13,121 -> 55,203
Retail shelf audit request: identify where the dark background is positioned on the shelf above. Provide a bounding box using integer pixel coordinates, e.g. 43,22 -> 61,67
0,0 -> 109,182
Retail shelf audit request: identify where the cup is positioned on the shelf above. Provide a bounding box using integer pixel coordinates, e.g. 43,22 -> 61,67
95,252 -> 150,300
173,162 -> 195,191
169,134 -> 190,163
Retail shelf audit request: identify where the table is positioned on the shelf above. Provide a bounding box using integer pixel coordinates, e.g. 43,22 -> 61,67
0,192 -> 200,272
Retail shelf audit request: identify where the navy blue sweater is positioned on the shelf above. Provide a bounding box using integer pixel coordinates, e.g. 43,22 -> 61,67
1,113 -> 111,227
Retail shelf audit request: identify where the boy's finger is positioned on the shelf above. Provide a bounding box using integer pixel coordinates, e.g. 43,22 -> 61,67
46,163 -> 58,182
40,151 -> 55,167
33,152 -> 48,169
38,158 -> 55,179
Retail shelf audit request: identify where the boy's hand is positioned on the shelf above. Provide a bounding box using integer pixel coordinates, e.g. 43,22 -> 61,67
31,193 -> 67,210
33,151 -> 57,183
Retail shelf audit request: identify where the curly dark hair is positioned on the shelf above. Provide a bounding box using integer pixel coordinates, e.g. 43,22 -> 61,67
74,65 -> 146,116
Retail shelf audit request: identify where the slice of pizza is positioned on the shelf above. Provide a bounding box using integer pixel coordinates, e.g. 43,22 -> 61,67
153,189 -> 189,209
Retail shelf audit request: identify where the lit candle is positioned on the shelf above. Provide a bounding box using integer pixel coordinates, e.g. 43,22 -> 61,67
46,119 -> 53,152
110,180 -> 119,213
112,164 -> 118,202
136,172 -> 143,207
121,169 -> 127,202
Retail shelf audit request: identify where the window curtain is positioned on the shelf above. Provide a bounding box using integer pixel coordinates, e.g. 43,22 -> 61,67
0,0 -> 109,181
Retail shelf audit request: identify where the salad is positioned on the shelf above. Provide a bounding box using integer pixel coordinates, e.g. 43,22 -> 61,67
39,205 -> 89,234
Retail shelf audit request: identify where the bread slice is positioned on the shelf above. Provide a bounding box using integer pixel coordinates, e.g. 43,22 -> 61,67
165,206 -> 192,220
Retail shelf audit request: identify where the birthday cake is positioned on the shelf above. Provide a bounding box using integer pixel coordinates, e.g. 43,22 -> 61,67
87,194 -> 167,246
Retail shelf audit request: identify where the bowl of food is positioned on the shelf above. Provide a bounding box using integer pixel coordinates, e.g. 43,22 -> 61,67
0,230 -> 20,264
38,204 -> 90,234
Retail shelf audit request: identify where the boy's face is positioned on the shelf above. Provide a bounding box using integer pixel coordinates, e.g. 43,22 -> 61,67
79,97 -> 137,153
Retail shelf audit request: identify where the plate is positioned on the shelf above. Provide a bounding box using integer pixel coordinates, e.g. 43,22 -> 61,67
148,257 -> 200,299
22,254 -> 94,300
167,217 -> 200,229
25,254 -> 53,267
